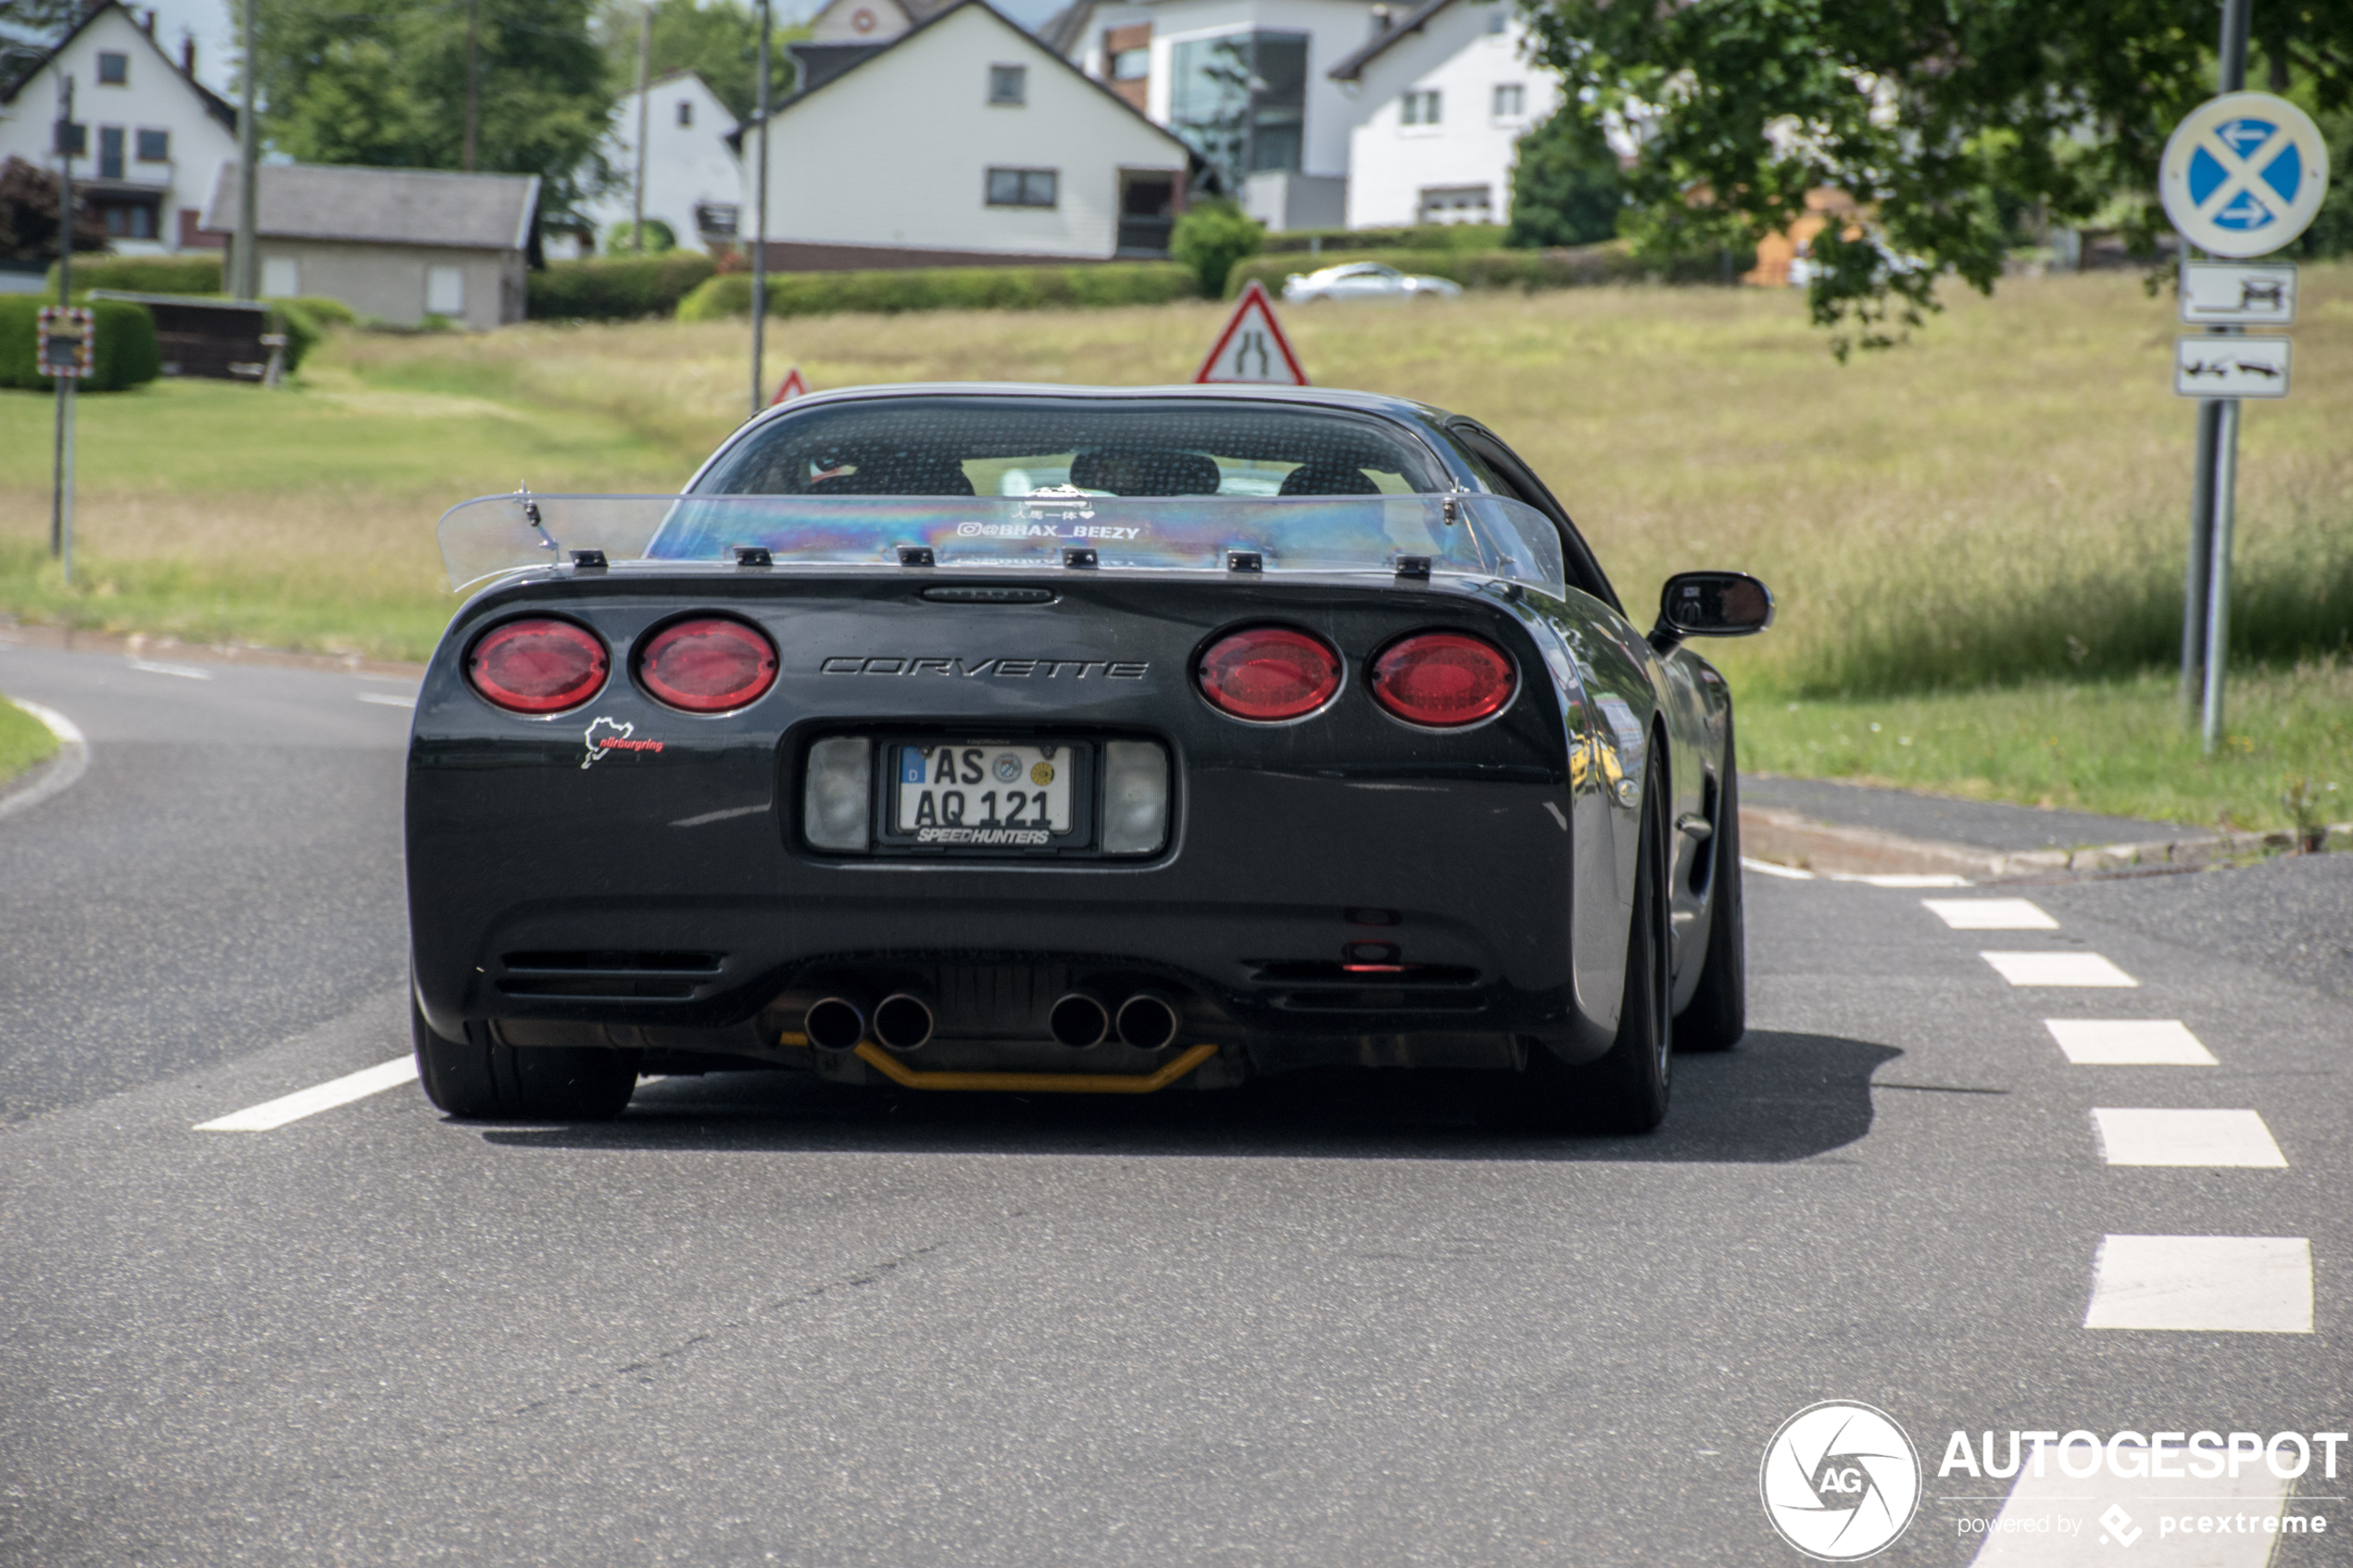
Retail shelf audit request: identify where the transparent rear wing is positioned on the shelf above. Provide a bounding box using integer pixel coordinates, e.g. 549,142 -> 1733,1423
435,493 -> 1567,596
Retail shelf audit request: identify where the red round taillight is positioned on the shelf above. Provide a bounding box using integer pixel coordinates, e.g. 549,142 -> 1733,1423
467,618 -> 608,714
636,617 -> 778,712
1196,625 -> 1342,721
1370,631 -> 1516,727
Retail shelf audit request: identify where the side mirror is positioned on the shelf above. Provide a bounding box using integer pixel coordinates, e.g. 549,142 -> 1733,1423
1649,571 -> 1774,655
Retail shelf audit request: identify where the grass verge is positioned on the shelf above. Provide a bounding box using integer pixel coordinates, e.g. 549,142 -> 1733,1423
0,695 -> 60,788
1743,658 -> 2353,833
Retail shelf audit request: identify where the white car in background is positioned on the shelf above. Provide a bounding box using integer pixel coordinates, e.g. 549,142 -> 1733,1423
1281,262 -> 1463,304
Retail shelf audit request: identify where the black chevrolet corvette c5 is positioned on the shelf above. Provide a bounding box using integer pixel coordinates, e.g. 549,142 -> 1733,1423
405,383 -> 1771,1130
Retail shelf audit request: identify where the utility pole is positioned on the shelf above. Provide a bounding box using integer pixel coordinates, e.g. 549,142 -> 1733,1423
52,72 -> 77,579
2184,0 -> 2251,748
631,4 -> 651,253
233,0 -> 258,299
749,0 -> 771,415
462,0 -> 480,172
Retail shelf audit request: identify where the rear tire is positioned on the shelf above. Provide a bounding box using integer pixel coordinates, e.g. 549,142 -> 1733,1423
1675,724 -> 1747,1052
1480,771 -> 1673,1134
411,997 -> 639,1121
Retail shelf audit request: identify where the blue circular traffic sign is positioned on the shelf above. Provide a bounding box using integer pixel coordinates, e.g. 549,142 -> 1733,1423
2160,92 -> 2330,258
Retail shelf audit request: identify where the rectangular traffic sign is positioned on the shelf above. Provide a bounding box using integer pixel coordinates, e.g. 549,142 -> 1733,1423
35,305 -> 93,380
2179,262 -> 2297,324
2174,334 -> 2290,397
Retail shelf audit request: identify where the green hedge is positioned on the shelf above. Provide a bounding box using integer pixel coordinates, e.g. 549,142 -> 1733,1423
47,253 -> 223,295
677,261 -> 1200,320
1227,240 -> 1754,298
1259,223 -> 1510,255
528,253 -> 717,320
0,296 -> 159,391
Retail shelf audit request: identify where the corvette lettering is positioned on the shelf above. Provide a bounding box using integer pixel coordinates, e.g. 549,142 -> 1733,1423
954,521 -> 1142,539
820,658 -> 1149,678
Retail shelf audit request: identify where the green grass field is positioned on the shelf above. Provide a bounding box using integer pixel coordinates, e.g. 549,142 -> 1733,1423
2,270 -> 2346,830
0,695 -> 59,787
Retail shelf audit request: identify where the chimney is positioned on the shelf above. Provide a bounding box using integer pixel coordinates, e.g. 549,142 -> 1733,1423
1369,5 -> 1393,37
142,9 -> 157,35
181,32 -> 195,75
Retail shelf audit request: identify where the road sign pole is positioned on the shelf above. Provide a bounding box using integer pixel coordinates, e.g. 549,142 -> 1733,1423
2180,398 -> 2219,723
2200,395 -> 2240,753
52,72 -> 74,567
750,0 -> 772,416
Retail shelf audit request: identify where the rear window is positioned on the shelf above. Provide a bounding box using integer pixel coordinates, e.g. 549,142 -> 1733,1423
695,395 -> 1449,499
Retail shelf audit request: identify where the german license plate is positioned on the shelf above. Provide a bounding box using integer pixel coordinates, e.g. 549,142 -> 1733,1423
892,741 -> 1078,847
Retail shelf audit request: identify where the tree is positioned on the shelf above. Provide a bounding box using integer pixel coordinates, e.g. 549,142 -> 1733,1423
257,0 -> 610,217
1505,106 -> 1625,248
0,0 -> 87,97
1518,0 -> 2353,354
594,0 -> 799,123
0,154 -> 104,262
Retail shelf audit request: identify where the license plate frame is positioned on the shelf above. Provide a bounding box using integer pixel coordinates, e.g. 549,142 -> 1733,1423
876,737 -> 1097,856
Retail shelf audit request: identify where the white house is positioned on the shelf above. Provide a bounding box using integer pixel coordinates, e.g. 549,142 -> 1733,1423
745,0 -> 1192,269
578,69 -> 744,257
1326,0 -> 1557,229
0,0 -> 239,256
1047,0 -> 1387,231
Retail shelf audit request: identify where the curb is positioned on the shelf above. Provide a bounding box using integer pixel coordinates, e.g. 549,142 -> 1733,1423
0,699 -> 90,823
1740,805 -> 2351,882
0,621 -> 427,680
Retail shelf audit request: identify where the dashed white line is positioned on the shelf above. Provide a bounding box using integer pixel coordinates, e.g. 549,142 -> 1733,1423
195,1056 -> 418,1132
1836,872 -> 1974,887
2045,1019 -> 2218,1065
358,692 -> 418,709
1925,897 -> 2057,930
2091,1109 -> 2286,1168
128,659 -> 212,680
2083,1235 -> 2312,1333
1981,951 -> 2138,987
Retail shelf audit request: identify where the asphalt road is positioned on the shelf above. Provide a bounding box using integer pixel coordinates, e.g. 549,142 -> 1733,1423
2,644 -> 2347,1566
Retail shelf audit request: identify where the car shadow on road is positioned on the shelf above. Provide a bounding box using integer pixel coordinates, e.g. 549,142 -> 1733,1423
477,1029 -> 1903,1164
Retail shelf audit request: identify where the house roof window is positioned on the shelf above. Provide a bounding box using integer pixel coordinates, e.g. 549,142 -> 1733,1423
988,63 -> 1026,105
1401,89 -> 1441,126
137,128 -> 170,161
97,51 -> 129,84
1111,47 -> 1148,81
986,167 -> 1056,207
676,99 -> 693,127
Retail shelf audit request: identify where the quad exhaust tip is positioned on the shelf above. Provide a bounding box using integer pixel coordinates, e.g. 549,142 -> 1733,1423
803,995 -> 869,1052
1049,992 -> 1111,1049
873,992 -> 936,1052
1115,990 -> 1181,1051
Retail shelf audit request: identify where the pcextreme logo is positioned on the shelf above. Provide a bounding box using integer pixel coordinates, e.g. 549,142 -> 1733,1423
1760,1401 -> 1923,1561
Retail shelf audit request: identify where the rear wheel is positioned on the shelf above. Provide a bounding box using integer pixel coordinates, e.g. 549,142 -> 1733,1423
1674,723 -> 1747,1052
1481,771 -> 1673,1134
411,998 -> 639,1121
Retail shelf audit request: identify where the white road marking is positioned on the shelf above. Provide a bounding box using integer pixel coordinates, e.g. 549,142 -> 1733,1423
358,692 -> 418,709
1740,857 -> 1814,880
1925,897 -> 2057,930
2083,1235 -> 2311,1333
195,1056 -> 418,1132
2092,1109 -> 2286,1168
128,659 -> 213,680
1982,951 -> 2138,987
2045,1019 -> 2217,1065
1831,872 -> 1974,887
1966,1462 -> 2291,1564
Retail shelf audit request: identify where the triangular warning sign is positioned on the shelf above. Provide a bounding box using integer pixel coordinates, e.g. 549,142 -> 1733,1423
1194,280 -> 1308,385
770,366 -> 809,406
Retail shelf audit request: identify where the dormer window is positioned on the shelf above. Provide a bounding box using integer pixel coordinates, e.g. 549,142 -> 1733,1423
97,50 -> 129,84
988,64 -> 1026,105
